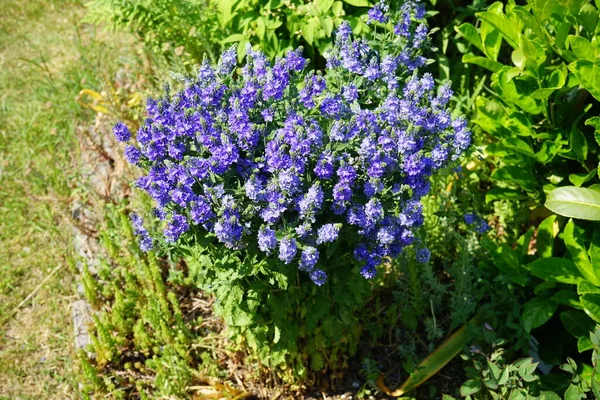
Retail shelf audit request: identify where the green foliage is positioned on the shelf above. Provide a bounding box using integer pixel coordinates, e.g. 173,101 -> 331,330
559,326 -> 600,399
79,203 -> 223,398
84,0 -> 374,65
455,0 -> 600,207
84,0 -> 222,64
184,235 -> 371,381
458,344 -> 549,400
219,0 -> 372,63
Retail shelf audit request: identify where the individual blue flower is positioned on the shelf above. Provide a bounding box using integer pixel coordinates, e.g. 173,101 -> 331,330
218,46 -> 237,75
124,145 -> 141,165
164,214 -> 189,243
309,269 -> 327,286
416,248 -> 431,263
299,246 -> 319,272
258,227 -> 277,254
368,1 -> 388,24
113,122 -> 131,142
317,223 -> 340,245
278,237 -> 297,264
139,235 -> 154,252
464,213 -> 477,225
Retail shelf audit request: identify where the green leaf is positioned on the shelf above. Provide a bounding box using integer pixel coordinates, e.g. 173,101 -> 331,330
569,35 -> 596,61
481,15 -> 503,60
578,3 -> 599,33
455,23 -> 483,52
522,296 -> 557,332
578,281 -> 600,295
568,170 -> 596,187
564,219 -> 600,286
536,215 -> 557,258
342,0 -> 370,7
222,33 -> 246,44
377,315 -> 483,397
545,186 -> 600,221
477,5 -> 523,49
217,0 -> 235,28
317,0 -> 335,14
460,380 -> 482,397
577,335 -> 593,352
569,60 -> 600,102
581,293 -> 600,322
531,88 -> 559,100
512,6 -> 548,44
560,310 -> 596,338
553,290 -> 583,309
462,54 -> 503,72
526,257 -> 584,284
570,127 -> 588,162
501,137 -> 536,157
592,227 -> 600,271
533,0 -> 567,22
585,116 -> 600,147
485,188 -> 529,202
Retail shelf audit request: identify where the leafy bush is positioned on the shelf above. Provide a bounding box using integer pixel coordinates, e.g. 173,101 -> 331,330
455,0 -> 600,206
84,0 -> 222,64
219,0 -> 372,63
114,0 -> 473,380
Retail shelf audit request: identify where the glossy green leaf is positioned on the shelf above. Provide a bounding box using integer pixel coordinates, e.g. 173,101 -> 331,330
522,296 -> 557,332
485,188 -> 529,202
568,170 -> 596,187
526,257 -> 584,284
533,0 -> 566,22
553,290 -> 583,309
536,215 -> 557,258
460,380 -> 482,396
455,23 -> 483,52
578,3 -> 599,33
477,5 -> 522,49
481,5 -> 503,61
578,281 -> 600,295
531,88 -> 558,99
581,293 -> 600,322
592,227 -> 600,272
569,60 -> 600,102
545,186 -> 600,221
569,35 -> 596,61
570,127 -> 588,162
578,335 -> 593,352
512,6 -> 548,44
561,310 -> 596,339
462,54 -> 503,72
564,219 -> 600,286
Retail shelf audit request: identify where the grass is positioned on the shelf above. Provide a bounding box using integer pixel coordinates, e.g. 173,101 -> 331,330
0,1 -> 150,397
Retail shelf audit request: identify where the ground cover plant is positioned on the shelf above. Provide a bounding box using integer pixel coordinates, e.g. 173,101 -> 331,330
3,0 -> 600,399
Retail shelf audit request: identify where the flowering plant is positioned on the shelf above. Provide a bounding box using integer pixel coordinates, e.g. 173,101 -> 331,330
117,0 -> 470,377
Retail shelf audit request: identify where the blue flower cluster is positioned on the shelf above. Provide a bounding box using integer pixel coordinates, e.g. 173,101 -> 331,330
116,0 -> 470,285
464,212 -> 490,234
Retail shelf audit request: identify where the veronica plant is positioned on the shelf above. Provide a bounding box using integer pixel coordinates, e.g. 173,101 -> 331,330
116,0 -> 470,379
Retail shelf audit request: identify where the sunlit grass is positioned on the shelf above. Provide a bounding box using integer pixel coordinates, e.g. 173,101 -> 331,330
0,0 -> 148,396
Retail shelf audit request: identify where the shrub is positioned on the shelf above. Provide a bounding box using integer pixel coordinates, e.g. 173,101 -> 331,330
115,0 -> 471,379
219,0 -> 373,63
83,0 -> 222,64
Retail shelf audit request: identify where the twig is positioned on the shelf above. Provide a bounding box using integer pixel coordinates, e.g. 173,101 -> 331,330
10,265 -> 64,318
